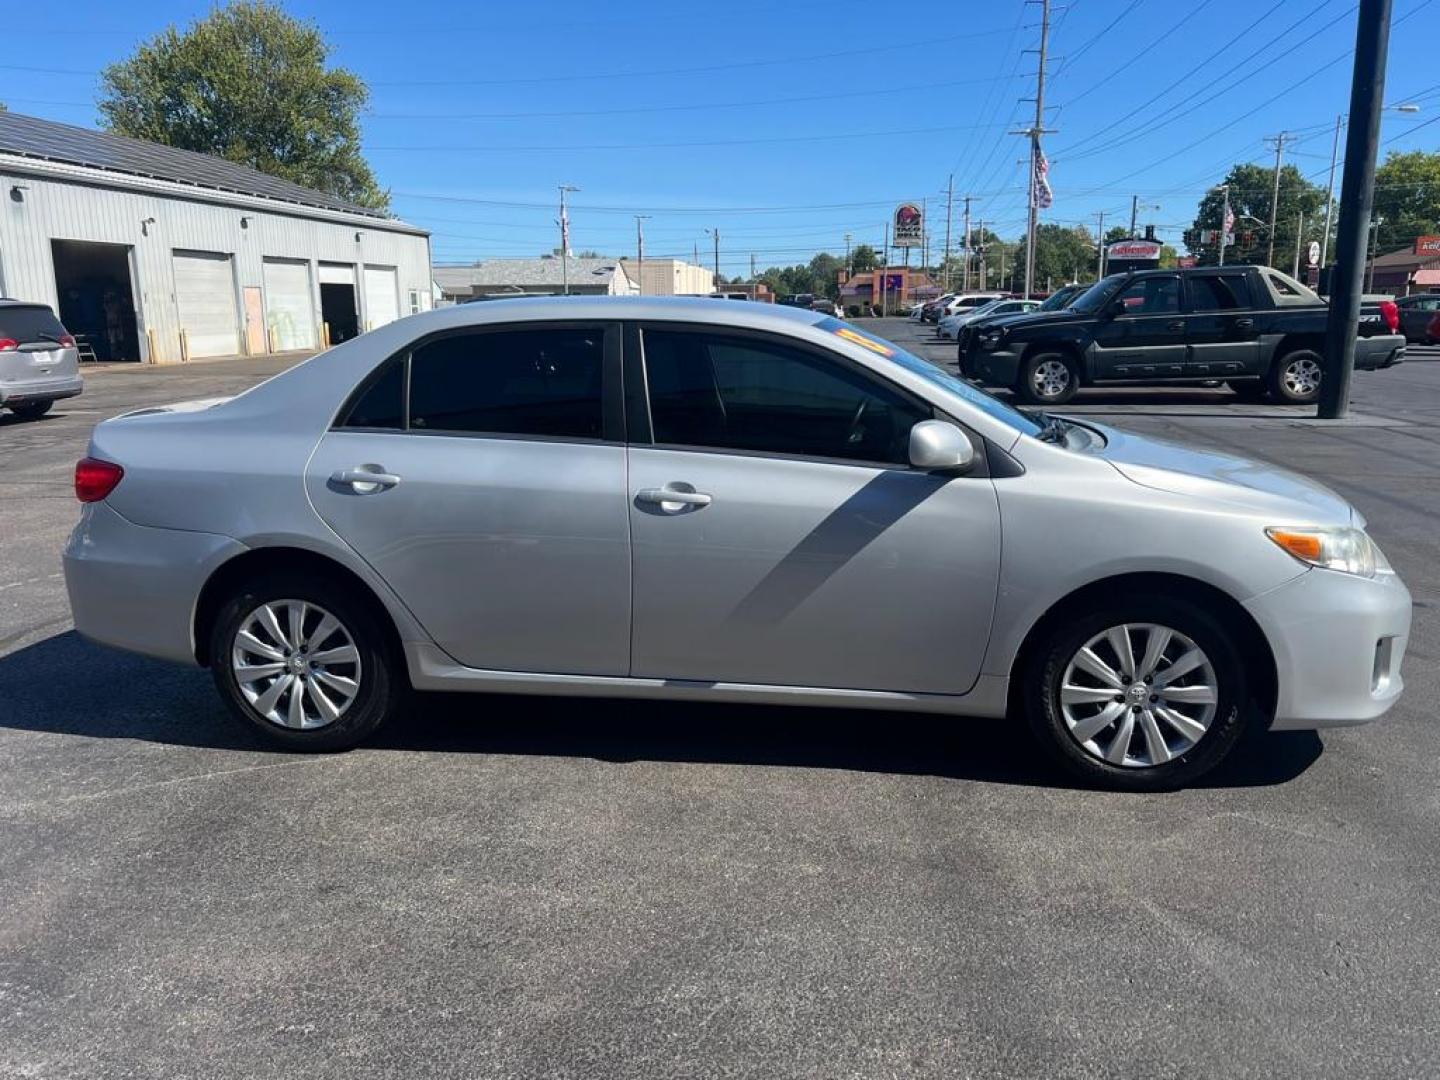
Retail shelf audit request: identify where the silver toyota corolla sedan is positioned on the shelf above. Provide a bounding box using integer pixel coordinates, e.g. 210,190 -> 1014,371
62,298 -> 1411,790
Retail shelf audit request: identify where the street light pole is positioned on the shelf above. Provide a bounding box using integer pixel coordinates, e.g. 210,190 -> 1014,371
942,176 -> 954,291
962,194 -> 972,292
706,229 -> 720,290
1319,113 -> 1344,274
634,215 -> 649,296
1217,185 -> 1231,267
1095,211 -> 1106,279
1264,133 -> 1290,267
1319,0 -> 1392,419
558,184 -> 579,295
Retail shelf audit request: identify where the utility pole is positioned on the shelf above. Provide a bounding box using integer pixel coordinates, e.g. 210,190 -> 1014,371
693,241 -> 699,266
1129,195 -> 1139,238
558,184 -> 579,295
1319,113 -> 1344,273
1015,0 -> 1052,300
1216,184 -> 1232,266
1319,0 -> 1391,419
706,228 -> 720,289
1264,132 -> 1291,267
844,232 -> 853,276
1366,217 -> 1383,291
942,175 -> 954,291
634,215 -> 649,295
962,195 -> 972,292
1095,211 -> 1106,279
1292,210 -> 1305,277
750,252 -> 756,280
881,221 -> 890,316
922,197 -> 930,273
976,219 -> 986,288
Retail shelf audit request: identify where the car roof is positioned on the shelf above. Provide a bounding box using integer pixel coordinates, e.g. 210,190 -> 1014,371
429,294 -> 831,329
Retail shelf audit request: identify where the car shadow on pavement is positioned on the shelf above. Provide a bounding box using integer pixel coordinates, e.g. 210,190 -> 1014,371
1,631 -> 1323,791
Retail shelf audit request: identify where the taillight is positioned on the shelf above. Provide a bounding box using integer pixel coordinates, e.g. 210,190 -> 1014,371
1380,300 -> 1399,334
58,332 -> 76,347
0,338 -> 17,352
75,457 -> 124,503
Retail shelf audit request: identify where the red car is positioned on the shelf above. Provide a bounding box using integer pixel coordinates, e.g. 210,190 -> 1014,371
1429,311 -> 1440,345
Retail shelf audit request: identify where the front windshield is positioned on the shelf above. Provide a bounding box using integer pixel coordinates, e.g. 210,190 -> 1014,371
815,318 -> 1042,437
1038,287 -> 1077,311
1067,274 -> 1127,314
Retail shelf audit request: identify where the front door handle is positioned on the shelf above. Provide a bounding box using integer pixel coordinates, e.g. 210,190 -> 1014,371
1167,320 -> 1185,331
332,466 -> 402,492
637,486 -> 712,508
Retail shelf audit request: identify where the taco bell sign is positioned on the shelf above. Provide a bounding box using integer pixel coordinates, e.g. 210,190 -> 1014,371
893,203 -> 924,248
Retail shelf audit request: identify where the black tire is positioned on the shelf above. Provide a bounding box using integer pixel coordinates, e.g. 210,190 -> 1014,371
1267,348 -> 1324,405
1226,380 -> 1270,403
9,400 -> 53,419
209,570 -> 404,751
1015,351 -> 1079,405
1022,593 -> 1257,792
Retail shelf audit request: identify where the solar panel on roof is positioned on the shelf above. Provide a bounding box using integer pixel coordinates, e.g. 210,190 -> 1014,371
0,111 -> 388,220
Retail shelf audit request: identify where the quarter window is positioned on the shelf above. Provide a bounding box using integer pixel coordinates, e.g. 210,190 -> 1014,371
408,328 -> 604,438
643,329 -> 929,465
1189,275 -> 1251,311
341,360 -> 406,430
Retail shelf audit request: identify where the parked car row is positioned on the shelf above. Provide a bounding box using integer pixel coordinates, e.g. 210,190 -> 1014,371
957,266 -> 1405,406
937,297 -> 1043,340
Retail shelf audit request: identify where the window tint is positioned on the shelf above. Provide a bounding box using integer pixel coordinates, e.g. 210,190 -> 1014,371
643,329 -> 929,465
1267,272 -> 1303,297
1115,276 -> 1180,315
0,304 -> 68,343
1189,275 -> 1250,312
341,361 -> 406,429
408,328 -> 604,438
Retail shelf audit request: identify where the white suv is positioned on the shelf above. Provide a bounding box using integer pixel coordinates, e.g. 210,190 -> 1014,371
0,300 -> 83,420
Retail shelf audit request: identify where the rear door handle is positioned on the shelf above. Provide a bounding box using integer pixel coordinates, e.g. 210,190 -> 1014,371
332,467 -> 402,491
637,486 -> 712,508
1234,317 -> 1254,329
1167,320 -> 1185,331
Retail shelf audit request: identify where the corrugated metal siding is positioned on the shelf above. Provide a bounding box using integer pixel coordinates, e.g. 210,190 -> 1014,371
0,164 -> 431,363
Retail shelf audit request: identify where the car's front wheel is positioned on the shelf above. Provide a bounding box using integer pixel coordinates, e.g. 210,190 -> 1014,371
209,571 -> 403,751
8,400 -> 53,419
1268,348 -> 1324,404
1016,352 -> 1079,405
1023,594 -> 1256,791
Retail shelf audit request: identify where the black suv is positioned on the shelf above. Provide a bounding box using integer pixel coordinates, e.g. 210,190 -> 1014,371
962,266 -> 1404,405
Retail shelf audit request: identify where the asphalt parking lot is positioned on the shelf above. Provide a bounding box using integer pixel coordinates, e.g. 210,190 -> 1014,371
3,335 -> 1438,1079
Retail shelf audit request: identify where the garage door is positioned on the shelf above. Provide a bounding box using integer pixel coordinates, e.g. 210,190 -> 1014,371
173,250 -> 239,358
262,258 -> 316,352
363,265 -> 400,330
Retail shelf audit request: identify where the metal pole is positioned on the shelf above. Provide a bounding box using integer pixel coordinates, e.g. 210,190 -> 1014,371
1218,185 -> 1231,267
1129,195 -> 1138,238
943,176 -> 954,291
1265,133 -> 1288,267
1024,0 -> 1050,301
962,195 -> 972,292
882,222 -> 889,317
1319,0 -> 1392,419
559,184 -> 579,295
1292,210 -> 1305,277
634,215 -> 647,296
1319,113 -> 1344,272
1096,211 -> 1106,279
710,229 -> 720,288
1366,218 -> 1381,292
845,233 -> 852,275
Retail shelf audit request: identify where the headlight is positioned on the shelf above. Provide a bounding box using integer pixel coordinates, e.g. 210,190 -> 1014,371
1265,526 -> 1393,577
980,328 -> 1005,350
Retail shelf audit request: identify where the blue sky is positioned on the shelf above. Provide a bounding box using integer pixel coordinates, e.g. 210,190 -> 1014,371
5,0 -> 1439,276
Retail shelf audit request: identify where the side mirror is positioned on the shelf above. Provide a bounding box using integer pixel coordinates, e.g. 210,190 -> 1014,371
909,420 -> 976,473
1103,300 -> 1125,319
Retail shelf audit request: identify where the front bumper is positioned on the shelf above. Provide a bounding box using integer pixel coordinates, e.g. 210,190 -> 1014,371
0,374 -> 83,405
1245,565 -> 1411,729
63,501 -> 245,665
969,347 -> 1023,387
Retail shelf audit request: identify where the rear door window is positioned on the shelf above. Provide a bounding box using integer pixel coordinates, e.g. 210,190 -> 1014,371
0,305 -> 68,344
1189,275 -> 1252,312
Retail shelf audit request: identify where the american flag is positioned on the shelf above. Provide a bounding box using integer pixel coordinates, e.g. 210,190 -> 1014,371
1034,150 -> 1054,210
560,204 -> 573,257
1223,203 -> 1235,245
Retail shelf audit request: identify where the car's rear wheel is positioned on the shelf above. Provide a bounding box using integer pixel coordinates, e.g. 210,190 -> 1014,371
1016,352 -> 1079,405
9,400 -> 53,419
1268,348 -> 1323,405
209,571 -> 402,751
1023,594 -> 1255,791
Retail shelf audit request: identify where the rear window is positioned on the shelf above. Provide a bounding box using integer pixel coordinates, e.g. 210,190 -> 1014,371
1189,275 -> 1251,311
0,305 -> 67,343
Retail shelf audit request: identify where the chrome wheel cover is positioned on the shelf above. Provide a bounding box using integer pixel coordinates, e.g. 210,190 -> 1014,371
1059,623 -> 1218,768
231,600 -> 360,730
1032,359 -> 1071,398
1283,356 -> 1322,397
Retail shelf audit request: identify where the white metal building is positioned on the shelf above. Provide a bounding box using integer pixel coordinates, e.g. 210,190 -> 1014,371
618,257 -> 716,296
0,111 -> 431,363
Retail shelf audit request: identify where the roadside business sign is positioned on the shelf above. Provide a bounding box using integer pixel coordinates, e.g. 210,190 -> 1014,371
1178,256 -> 1197,268
893,203 -> 924,248
1308,241 -> 1321,268
1416,235 -> 1440,255
1106,240 -> 1162,261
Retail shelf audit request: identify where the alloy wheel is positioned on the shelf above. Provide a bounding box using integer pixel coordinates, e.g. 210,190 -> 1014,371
1058,623 -> 1218,768
1282,356 -> 1322,397
231,599 -> 361,730
1032,359 -> 1071,399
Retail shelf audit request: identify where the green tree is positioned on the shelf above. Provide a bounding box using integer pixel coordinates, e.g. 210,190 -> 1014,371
98,1 -> 388,210
1189,162 -> 1325,267
808,252 -> 844,298
1372,150 -> 1440,253
1103,225 -> 1130,244
1014,224 -> 1100,290
849,244 -> 879,272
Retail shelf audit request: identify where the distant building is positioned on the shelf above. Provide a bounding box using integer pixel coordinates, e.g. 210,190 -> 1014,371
444,256 -> 637,300
0,111 -> 431,363
1368,236 -> 1440,296
837,267 -> 939,312
711,281 -> 775,303
618,258 -> 715,296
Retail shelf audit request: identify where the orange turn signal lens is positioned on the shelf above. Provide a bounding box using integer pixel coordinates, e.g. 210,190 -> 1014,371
1267,529 -> 1324,562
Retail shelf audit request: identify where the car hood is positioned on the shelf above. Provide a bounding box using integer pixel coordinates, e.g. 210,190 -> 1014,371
980,309 -> 1082,331
1082,421 -> 1356,525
